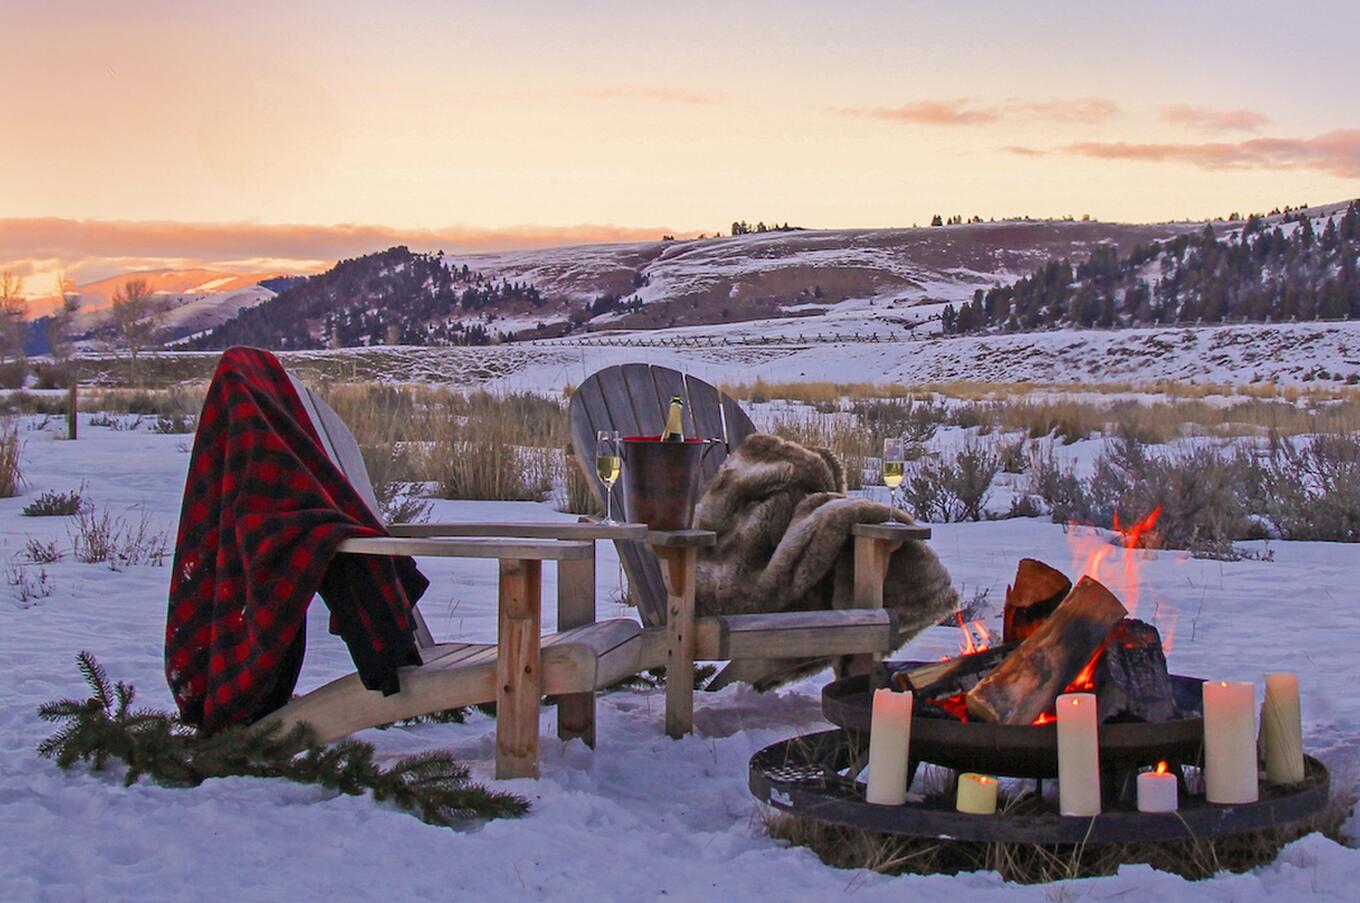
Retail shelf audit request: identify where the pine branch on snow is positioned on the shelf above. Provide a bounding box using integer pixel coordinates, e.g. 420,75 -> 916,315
37,652 -> 528,825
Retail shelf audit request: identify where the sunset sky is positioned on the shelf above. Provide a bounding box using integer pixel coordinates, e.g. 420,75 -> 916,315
4,0 -> 1359,302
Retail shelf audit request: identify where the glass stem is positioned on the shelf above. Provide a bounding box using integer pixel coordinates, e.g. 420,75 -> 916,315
606,484 -> 613,522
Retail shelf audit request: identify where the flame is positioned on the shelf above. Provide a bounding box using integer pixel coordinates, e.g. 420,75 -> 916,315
955,612 -> 992,655
1067,506 -> 1163,619
1032,712 -> 1056,725
1155,760 -> 1170,775
1065,645 -> 1104,693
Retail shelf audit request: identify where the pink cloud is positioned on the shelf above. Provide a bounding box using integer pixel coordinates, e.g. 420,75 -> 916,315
838,96 -> 1118,126
1023,130 -> 1360,178
1160,104 -> 1270,133
841,98 -> 1001,126
1012,97 -> 1120,122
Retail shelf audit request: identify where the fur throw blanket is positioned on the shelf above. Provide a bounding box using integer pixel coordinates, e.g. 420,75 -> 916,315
693,433 -> 958,689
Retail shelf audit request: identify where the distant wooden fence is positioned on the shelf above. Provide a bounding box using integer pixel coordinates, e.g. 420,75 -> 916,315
532,317 -> 940,348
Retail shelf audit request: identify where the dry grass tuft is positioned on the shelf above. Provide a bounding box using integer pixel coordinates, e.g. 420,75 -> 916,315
0,420 -> 23,498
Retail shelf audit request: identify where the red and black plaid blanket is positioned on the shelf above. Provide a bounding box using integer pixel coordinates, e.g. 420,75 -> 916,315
166,346 -> 426,732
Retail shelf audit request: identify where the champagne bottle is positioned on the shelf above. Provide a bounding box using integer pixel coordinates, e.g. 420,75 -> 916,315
661,395 -> 685,442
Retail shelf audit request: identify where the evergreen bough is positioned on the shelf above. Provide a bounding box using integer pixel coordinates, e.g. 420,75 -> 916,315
37,652 -> 528,827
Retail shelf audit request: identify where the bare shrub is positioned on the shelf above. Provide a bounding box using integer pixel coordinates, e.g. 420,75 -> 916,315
24,536 -> 63,564
1248,433 -> 1360,541
1028,435 -> 1257,555
23,486 -> 85,517
150,413 -> 195,434
996,437 -> 1028,474
32,362 -> 69,390
0,360 -> 27,389
70,506 -> 168,570
904,441 -> 1001,522
0,421 -> 22,497
1026,446 -> 1091,523
850,399 -> 943,446
7,562 -> 54,605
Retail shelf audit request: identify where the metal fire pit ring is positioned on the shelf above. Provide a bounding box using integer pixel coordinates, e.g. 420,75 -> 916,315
749,729 -> 1331,845
822,662 -> 1207,778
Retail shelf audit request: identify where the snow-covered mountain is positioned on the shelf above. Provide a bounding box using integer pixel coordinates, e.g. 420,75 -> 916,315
45,269 -> 290,349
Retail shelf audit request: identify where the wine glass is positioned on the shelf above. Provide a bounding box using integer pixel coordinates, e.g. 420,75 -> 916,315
882,438 -> 906,521
596,430 -> 622,524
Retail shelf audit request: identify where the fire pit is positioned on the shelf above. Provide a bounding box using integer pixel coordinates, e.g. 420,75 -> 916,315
749,729 -> 1331,845
821,661 -> 1205,779
747,549 -> 1332,864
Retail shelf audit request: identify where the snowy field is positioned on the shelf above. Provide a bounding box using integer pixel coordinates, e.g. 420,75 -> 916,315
2,417 -> 1358,901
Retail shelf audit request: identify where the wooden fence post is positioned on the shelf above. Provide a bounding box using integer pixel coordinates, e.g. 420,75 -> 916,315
66,381 -> 78,441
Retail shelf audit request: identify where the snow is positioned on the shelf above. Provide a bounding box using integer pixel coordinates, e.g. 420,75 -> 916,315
1,417 -> 1357,901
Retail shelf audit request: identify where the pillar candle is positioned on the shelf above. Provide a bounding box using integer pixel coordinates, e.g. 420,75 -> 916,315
1261,672 -> 1305,785
1136,763 -> 1178,813
956,772 -> 998,814
865,688 -> 913,805
1203,680 -> 1259,804
1056,692 -> 1101,816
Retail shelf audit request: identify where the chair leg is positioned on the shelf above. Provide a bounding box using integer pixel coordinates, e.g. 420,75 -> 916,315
657,547 -> 697,739
555,554 -> 596,747
496,558 -> 542,779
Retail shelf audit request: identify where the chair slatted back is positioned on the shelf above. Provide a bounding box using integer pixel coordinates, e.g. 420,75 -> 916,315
288,375 -> 436,650
568,364 -> 755,627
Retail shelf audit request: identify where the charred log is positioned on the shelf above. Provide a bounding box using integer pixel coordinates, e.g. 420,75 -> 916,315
895,643 -> 1017,700
1003,558 -> 1071,643
1096,619 -> 1175,723
966,576 -> 1128,725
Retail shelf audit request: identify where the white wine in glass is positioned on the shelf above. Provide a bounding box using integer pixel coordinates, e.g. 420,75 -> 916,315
596,430 -> 622,523
883,438 -> 906,520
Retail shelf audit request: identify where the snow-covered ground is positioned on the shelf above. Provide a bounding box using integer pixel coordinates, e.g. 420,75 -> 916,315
2,417 -> 1357,901
105,317 -> 1360,394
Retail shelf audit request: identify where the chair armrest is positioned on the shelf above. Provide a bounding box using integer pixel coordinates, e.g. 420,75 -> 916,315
385,521 -> 648,541
337,536 -> 593,561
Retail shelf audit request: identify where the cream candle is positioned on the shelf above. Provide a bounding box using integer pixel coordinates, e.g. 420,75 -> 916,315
1203,680 -> 1259,804
956,772 -> 998,814
1056,692 -> 1101,816
1261,672 -> 1304,785
865,688 -> 913,805
1136,762 -> 1178,813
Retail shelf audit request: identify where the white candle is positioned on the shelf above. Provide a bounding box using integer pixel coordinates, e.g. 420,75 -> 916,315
956,772 -> 998,814
1261,672 -> 1305,785
1056,692 -> 1101,816
865,688 -> 913,805
1136,762 -> 1178,813
1203,680 -> 1259,804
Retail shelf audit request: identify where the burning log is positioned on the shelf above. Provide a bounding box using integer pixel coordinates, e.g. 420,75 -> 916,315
966,576 -> 1128,725
1003,558 -> 1071,644
895,643 -> 1017,699
1096,619 -> 1175,723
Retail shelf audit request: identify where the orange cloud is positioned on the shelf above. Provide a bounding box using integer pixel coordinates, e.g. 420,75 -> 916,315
1009,130 -> 1360,178
839,96 -> 1118,126
1160,104 -> 1270,132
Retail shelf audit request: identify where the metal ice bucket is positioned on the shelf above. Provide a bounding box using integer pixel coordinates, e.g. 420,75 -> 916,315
620,436 -> 716,531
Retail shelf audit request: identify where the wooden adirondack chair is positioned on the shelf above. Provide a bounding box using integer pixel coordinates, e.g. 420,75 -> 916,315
259,376 -> 648,779
568,363 -> 930,737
